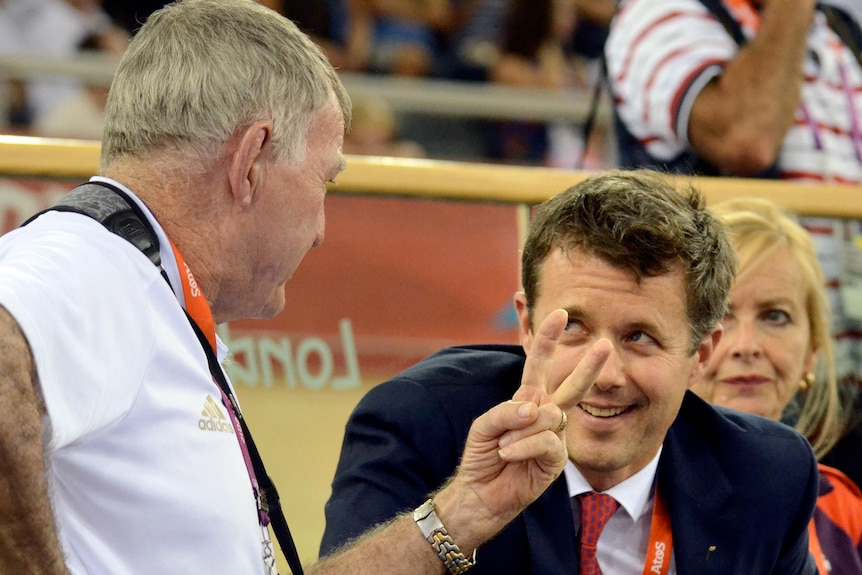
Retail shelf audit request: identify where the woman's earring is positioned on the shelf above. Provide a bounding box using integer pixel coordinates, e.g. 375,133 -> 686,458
800,372 -> 815,392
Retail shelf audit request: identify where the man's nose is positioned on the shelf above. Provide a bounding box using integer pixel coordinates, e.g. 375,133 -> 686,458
593,342 -> 624,391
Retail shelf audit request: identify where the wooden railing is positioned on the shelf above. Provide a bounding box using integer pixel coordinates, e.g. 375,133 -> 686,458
2,135 -> 862,218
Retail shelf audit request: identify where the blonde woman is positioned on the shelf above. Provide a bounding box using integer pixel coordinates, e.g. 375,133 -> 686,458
695,197 -> 862,574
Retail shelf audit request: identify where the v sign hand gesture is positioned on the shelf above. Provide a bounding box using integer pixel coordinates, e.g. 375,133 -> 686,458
428,309 -> 610,554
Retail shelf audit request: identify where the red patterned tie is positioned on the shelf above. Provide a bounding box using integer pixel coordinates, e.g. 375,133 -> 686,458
577,492 -> 620,575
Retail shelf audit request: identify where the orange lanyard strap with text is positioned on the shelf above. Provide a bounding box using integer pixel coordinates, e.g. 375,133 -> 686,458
168,240 -> 306,575
170,240 -> 216,351
168,240 -> 264,519
642,486 -> 673,575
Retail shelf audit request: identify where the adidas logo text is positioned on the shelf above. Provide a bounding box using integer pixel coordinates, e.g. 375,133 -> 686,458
198,394 -> 235,434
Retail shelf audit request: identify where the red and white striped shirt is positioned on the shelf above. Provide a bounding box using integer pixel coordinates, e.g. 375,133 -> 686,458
606,0 -> 862,183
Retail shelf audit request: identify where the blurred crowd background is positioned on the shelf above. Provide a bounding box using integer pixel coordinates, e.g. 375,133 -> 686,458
0,0 -> 615,168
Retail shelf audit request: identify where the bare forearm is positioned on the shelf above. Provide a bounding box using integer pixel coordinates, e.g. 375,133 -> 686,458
311,513 -> 445,575
0,306 -> 68,575
312,400 -> 567,574
689,0 -> 816,173
311,479 -> 508,575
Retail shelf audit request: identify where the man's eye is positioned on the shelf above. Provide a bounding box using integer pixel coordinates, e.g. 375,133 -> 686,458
627,331 -> 656,344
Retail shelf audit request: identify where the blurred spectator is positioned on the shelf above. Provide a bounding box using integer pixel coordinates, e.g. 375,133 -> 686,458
464,0 -> 612,166
263,0 -> 352,70
101,0 -> 168,35
0,0 -> 121,129
345,0 -> 452,76
490,0 -> 575,89
343,95 -> 426,157
605,0 -> 862,182
440,0 -> 510,81
33,25 -> 128,139
482,0 -> 572,164
442,0 -> 612,82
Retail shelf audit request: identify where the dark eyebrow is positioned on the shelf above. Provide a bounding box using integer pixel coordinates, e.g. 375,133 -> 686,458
625,320 -> 663,335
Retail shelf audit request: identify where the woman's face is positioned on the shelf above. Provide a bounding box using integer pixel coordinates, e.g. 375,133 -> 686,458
693,245 -> 817,420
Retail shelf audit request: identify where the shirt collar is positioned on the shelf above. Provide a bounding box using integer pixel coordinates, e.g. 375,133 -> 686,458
564,446 -> 662,523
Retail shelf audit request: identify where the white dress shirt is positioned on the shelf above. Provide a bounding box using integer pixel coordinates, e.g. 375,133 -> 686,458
565,447 -> 677,575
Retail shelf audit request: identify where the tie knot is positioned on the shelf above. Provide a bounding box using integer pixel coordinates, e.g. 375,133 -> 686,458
577,492 -> 619,548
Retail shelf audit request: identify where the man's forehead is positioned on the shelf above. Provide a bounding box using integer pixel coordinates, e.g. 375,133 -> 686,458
541,246 -> 670,281
537,249 -> 690,318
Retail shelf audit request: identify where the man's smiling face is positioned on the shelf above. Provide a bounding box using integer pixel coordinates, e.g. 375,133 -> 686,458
516,247 -> 716,491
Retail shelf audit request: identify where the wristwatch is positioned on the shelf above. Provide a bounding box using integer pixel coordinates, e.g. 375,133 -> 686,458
413,499 -> 476,575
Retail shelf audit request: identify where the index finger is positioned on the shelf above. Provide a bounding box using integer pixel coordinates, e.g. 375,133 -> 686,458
513,309 -> 567,405
552,338 -> 612,411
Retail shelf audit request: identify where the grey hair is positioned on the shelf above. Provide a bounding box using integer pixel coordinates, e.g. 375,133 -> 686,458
100,0 -> 351,170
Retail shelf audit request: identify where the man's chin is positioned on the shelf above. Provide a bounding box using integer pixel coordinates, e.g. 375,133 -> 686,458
260,286 -> 288,319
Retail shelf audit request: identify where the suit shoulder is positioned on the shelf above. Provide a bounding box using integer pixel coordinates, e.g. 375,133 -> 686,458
377,344 -> 525,392
675,392 -> 816,470
353,345 -> 524,418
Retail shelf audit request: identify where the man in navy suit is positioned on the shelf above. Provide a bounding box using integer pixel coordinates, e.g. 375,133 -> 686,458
320,169 -> 819,574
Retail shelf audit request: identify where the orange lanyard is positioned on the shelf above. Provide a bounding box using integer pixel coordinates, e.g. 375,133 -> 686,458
168,240 -> 268,525
169,240 -> 216,351
641,486 -> 673,575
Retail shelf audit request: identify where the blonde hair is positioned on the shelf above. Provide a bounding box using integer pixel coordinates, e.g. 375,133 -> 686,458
711,197 -> 843,459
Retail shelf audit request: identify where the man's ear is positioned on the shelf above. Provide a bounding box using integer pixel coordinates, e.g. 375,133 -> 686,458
514,291 -> 533,355
229,121 -> 271,208
687,325 -> 723,388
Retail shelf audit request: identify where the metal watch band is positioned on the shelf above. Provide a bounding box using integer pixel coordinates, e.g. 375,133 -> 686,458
413,499 -> 476,575
429,528 -> 476,575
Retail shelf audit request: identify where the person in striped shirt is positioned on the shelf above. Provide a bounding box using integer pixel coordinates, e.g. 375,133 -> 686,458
605,0 -> 862,184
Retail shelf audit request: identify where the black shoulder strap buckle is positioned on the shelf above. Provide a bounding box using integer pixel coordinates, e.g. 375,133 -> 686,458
22,181 -> 162,268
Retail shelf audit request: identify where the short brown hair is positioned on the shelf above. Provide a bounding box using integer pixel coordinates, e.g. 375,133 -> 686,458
521,170 -> 736,353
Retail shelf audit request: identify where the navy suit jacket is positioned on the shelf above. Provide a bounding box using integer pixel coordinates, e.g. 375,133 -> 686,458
321,345 -> 819,574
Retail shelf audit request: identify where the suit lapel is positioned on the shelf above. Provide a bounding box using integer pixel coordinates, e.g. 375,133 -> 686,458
661,396 -> 741,575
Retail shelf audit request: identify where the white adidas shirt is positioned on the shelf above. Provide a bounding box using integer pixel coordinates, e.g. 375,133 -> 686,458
0,178 -> 269,574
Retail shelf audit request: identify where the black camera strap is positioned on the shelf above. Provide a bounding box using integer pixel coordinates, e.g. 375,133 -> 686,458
24,181 -> 305,575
